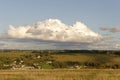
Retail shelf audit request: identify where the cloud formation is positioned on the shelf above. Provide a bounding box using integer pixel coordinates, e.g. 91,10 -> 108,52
7,19 -> 102,43
100,27 -> 120,32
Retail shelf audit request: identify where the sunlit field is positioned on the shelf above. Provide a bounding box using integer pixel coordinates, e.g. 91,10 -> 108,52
0,69 -> 120,80
0,50 -> 120,80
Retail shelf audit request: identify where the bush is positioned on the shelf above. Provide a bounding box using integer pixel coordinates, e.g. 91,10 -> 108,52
52,61 -> 68,68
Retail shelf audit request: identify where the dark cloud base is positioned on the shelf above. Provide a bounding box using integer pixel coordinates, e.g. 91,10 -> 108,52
0,37 -> 120,50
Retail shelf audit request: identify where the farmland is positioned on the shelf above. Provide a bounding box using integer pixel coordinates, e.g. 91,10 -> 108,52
0,50 -> 120,79
0,50 -> 120,69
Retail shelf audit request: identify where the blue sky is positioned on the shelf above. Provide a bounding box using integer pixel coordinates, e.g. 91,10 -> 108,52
1,0 -> 120,32
0,0 -> 120,50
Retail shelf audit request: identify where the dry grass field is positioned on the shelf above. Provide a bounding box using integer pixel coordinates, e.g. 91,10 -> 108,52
0,69 -> 120,80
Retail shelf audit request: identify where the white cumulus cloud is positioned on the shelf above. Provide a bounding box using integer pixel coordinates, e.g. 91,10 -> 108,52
7,19 -> 102,42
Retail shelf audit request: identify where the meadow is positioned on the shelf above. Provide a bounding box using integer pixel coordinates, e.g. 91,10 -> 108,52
0,50 -> 120,69
0,50 -> 120,80
0,69 -> 120,80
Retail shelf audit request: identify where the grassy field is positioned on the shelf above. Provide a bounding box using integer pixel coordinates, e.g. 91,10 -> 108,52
0,50 -> 120,69
0,69 -> 120,80
0,50 -> 120,80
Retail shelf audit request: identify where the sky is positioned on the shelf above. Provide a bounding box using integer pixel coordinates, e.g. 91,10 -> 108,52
0,0 -> 120,50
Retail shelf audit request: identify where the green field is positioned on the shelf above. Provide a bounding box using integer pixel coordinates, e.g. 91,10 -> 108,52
0,50 -> 120,69
0,50 -> 120,80
0,69 -> 120,80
